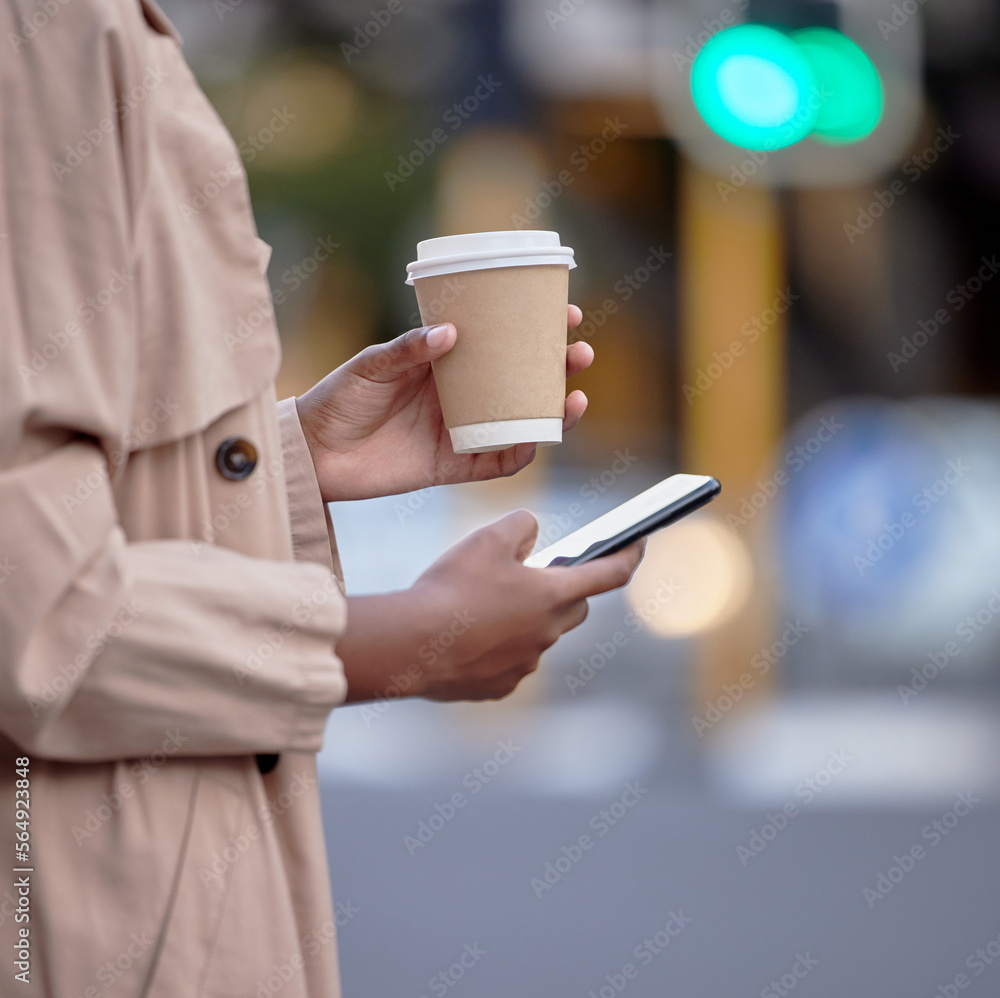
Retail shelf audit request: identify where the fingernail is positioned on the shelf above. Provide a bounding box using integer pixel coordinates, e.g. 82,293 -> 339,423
425,324 -> 449,347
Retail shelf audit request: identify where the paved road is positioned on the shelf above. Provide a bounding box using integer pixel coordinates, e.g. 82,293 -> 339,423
323,778 -> 1000,997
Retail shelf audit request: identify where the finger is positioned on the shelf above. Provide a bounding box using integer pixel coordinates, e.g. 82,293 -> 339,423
553,538 -> 647,601
567,340 -> 594,377
557,598 -> 590,635
353,323 -> 456,383
488,659 -> 543,699
468,441 -> 537,482
501,442 -> 539,477
568,304 -> 583,329
562,390 -> 588,432
487,509 -> 540,561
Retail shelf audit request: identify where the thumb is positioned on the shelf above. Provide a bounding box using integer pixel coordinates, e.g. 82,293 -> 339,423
489,509 -> 540,562
353,323 -> 456,383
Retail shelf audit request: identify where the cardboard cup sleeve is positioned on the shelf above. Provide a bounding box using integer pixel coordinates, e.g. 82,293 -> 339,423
414,264 -> 569,452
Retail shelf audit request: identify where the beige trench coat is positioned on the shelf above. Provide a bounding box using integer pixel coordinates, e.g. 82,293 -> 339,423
0,0 -> 351,994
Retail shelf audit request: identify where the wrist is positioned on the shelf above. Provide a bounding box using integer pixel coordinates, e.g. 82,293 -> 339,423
401,580 -> 454,698
295,392 -> 344,504
338,588 -> 444,702
406,576 -> 487,700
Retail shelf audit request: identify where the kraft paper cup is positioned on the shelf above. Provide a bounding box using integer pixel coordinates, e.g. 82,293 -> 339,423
406,230 -> 576,455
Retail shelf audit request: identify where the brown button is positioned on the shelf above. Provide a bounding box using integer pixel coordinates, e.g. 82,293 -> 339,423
215,437 -> 258,481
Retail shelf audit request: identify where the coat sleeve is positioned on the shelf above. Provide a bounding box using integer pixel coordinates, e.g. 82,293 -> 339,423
276,396 -> 347,584
0,0 -> 348,762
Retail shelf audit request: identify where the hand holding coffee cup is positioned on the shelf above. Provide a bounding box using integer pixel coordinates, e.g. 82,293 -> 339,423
406,230 -> 577,454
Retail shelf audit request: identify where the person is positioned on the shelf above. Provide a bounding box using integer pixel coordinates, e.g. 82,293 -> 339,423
0,0 -> 645,994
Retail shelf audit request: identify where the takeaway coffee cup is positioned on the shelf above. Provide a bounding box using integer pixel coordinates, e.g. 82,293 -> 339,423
405,230 -> 577,454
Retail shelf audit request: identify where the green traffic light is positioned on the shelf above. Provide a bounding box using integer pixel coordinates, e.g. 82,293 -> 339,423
690,24 -> 883,151
792,28 -> 883,143
691,24 -> 819,151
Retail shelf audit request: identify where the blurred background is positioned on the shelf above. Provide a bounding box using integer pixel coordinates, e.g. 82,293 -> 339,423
162,0 -> 1000,993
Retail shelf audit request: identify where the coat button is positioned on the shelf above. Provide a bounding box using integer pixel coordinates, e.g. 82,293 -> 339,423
256,753 -> 279,775
215,437 -> 258,481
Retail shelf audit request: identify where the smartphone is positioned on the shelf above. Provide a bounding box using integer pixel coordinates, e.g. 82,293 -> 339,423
524,474 -> 721,568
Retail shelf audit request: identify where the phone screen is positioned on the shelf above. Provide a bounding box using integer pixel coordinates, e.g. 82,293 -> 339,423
524,474 -> 721,568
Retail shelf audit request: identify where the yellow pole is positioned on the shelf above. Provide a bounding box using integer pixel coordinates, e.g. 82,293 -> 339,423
679,158 -> 786,719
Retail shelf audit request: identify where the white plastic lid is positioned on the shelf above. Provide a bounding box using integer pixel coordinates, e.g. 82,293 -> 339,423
406,230 -> 576,284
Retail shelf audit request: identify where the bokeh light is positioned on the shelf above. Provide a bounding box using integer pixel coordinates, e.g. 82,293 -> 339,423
690,24 -> 819,150
238,57 -> 359,169
793,27 -> 883,144
625,515 -> 753,637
